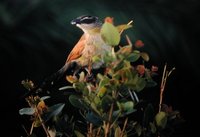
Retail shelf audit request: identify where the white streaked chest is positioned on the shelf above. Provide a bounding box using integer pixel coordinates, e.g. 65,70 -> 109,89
82,33 -> 111,57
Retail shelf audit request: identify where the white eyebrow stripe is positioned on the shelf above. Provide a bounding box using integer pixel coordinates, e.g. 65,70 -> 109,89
81,16 -> 93,21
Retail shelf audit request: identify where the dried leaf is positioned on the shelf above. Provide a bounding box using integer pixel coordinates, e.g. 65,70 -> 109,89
66,75 -> 78,83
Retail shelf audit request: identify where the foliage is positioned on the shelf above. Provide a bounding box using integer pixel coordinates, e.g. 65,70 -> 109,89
19,17 -> 183,137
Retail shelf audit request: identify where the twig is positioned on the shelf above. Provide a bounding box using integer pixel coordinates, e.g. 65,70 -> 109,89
104,103 -> 114,137
125,35 -> 133,46
22,124 -> 29,136
88,123 -> 93,137
120,118 -> 128,137
96,127 -> 101,137
159,63 -> 175,112
30,121 -> 35,135
34,106 -> 51,137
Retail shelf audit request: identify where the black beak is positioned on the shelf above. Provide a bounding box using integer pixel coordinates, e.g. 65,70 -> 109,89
71,19 -> 81,25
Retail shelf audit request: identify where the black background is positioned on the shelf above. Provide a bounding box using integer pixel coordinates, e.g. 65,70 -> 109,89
0,0 -> 199,136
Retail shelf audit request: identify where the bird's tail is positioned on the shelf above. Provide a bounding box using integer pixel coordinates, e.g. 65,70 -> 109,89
38,63 -> 69,91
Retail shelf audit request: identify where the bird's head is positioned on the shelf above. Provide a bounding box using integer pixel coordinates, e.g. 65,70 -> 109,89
71,15 -> 102,33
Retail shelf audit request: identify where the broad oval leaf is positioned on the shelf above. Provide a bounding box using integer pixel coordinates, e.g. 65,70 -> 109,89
69,95 -> 88,110
135,77 -> 146,92
86,112 -> 102,126
121,101 -> 134,112
126,51 -> 140,62
101,22 -> 120,46
19,107 -> 34,115
155,111 -> 167,129
146,79 -> 157,87
101,95 -> 113,111
120,101 -> 136,116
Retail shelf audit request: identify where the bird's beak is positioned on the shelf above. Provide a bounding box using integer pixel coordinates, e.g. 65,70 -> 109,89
71,19 -> 81,25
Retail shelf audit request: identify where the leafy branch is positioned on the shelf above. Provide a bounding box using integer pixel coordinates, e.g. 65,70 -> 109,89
19,17 -> 183,137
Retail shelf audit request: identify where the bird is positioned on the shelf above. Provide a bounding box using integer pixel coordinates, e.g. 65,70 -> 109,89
38,15 -> 112,90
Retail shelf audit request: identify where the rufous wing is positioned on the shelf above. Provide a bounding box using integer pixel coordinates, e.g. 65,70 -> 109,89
66,34 -> 85,63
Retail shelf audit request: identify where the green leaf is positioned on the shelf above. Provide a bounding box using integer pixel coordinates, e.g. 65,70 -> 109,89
103,52 -> 115,64
74,82 -> 86,91
44,103 -> 65,122
140,52 -> 149,62
74,130 -> 85,137
121,101 -> 134,112
143,104 -> 154,127
114,61 -> 124,72
126,50 -> 140,62
125,71 -> 138,89
135,77 -> 146,92
86,112 -> 102,126
69,95 -> 87,110
101,22 -> 120,46
90,102 -> 101,115
99,78 -> 110,88
145,79 -> 157,87
120,101 -> 136,116
155,111 -> 167,129
101,95 -> 113,112
19,107 -> 34,115
97,73 -> 110,88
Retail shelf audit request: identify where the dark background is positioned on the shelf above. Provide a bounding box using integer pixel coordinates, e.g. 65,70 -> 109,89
0,0 -> 199,136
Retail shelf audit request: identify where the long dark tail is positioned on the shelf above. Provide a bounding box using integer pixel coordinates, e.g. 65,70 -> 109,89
38,63 -> 69,91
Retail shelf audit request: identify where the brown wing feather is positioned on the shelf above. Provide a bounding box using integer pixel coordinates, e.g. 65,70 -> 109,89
66,34 -> 85,63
